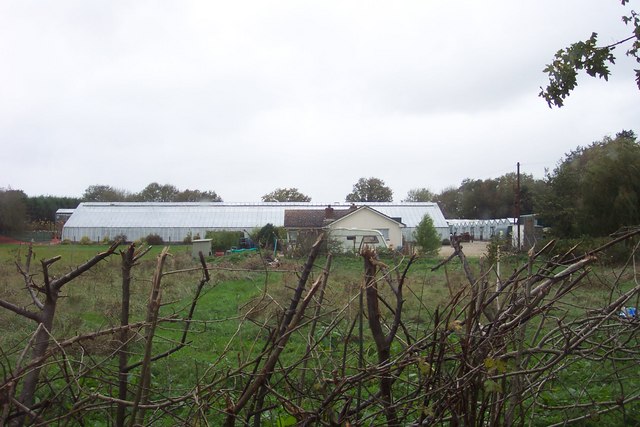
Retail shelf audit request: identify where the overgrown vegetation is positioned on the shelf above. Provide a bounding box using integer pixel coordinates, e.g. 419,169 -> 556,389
205,230 -> 244,251
0,228 -> 638,426
537,131 -> 640,237
144,233 -> 164,245
252,223 -> 286,250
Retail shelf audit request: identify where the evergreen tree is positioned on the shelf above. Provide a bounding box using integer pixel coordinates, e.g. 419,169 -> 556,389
414,214 -> 441,256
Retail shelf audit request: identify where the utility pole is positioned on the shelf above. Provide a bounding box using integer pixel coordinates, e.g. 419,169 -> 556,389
515,162 -> 521,251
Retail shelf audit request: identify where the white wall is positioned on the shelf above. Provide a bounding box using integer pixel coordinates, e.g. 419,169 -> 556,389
61,227 -> 245,243
330,208 -> 404,248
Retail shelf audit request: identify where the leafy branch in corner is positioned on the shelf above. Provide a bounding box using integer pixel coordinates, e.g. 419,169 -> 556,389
540,1 -> 640,107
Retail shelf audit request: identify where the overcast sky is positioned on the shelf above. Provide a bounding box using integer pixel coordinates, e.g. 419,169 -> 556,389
1,1 -> 638,202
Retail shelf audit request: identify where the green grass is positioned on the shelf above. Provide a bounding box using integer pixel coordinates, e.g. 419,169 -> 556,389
1,243 -> 638,425
0,241 -> 171,267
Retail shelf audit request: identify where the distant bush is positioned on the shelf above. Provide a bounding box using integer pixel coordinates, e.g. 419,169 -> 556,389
376,246 -> 402,259
145,234 -> 164,245
441,239 -> 451,246
242,254 -> 267,271
485,236 -> 503,267
253,224 -> 286,250
183,233 -> 192,244
326,235 -> 347,255
79,236 -> 92,245
206,230 -> 243,251
61,239 -> 72,245
112,234 -> 128,244
541,236 -> 636,265
288,231 -> 325,257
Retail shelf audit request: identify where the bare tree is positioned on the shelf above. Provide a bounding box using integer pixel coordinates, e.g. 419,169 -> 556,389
1,241 -> 121,425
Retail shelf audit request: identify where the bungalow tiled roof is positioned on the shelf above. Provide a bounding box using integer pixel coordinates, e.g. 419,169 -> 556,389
284,208 -> 353,228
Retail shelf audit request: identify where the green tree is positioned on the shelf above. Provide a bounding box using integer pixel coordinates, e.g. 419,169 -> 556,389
435,174 -> 545,220
540,1 -> 640,107
136,182 -> 179,202
494,173 -> 545,218
0,188 -> 28,233
82,185 -> 131,202
403,188 -> 435,202
434,187 -> 461,218
174,189 -> 222,202
262,188 -> 311,202
84,183 -> 223,203
413,214 -> 441,256
538,131 -> 640,237
458,179 -> 498,219
345,177 -> 393,202
26,196 -> 81,222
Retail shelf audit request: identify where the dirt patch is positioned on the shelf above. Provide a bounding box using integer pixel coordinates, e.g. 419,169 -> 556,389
439,241 -> 489,258
0,235 -> 23,244
0,236 -> 60,245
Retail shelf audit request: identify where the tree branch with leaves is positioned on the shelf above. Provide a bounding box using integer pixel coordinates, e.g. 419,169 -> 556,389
540,1 -> 640,107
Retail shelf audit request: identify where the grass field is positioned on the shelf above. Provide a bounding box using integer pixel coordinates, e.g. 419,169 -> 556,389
1,241 -> 638,425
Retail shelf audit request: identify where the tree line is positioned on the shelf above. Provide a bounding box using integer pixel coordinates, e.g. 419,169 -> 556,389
433,130 -> 639,238
1,130 -> 638,239
367,130 -> 640,239
0,191 -> 80,233
82,182 -> 223,203
0,183 -> 223,232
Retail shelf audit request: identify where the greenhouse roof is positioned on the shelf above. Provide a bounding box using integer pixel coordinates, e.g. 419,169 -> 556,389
63,202 -> 449,230
447,218 -> 515,227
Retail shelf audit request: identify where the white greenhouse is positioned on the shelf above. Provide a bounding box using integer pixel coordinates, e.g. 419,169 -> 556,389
61,202 -> 449,244
447,218 -> 515,241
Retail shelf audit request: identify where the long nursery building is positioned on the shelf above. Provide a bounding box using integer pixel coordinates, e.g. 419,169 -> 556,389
61,202 -> 449,248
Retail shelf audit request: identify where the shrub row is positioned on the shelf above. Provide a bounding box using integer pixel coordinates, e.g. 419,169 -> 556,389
70,234 -> 164,246
541,236 -> 636,265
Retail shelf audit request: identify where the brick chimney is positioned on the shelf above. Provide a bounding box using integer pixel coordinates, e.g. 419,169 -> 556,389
324,205 -> 334,219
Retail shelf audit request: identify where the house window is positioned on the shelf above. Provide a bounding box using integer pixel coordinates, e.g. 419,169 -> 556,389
376,229 -> 389,240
